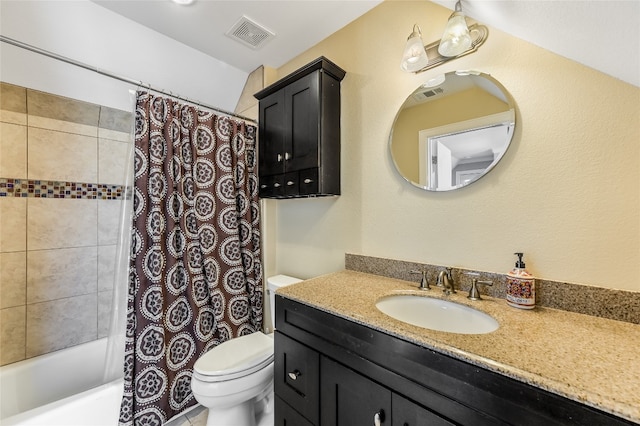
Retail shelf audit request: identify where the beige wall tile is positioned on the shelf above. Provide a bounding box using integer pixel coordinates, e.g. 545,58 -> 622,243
28,127 -> 97,183
1,83 -> 27,115
98,244 -> 116,292
98,128 -> 131,143
0,110 -> 27,126
98,138 -> 130,185
27,198 -> 97,250
27,90 -> 100,127
26,293 -> 97,357
98,200 -> 121,245
0,251 -> 26,309
28,116 -> 97,137
0,121 -> 28,178
1,305 -> 26,365
99,106 -> 132,133
98,290 -> 112,338
0,197 -> 27,252
27,247 -> 98,304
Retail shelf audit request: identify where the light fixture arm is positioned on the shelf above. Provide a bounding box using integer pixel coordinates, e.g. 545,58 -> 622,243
409,23 -> 488,74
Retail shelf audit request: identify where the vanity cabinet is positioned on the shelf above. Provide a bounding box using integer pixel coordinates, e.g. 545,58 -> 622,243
255,57 -> 345,198
274,296 -> 635,426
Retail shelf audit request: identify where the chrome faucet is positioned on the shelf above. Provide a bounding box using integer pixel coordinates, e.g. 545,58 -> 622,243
437,268 -> 456,295
410,270 -> 430,290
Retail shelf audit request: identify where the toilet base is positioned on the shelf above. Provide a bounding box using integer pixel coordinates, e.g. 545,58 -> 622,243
205,399 -> 256,426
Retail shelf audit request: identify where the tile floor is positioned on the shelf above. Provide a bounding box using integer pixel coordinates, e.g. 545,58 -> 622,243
166,402 -> 275,426
166,405 -> 208,426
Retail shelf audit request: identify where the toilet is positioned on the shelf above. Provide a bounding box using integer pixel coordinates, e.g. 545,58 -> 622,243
191,275 -> 302,426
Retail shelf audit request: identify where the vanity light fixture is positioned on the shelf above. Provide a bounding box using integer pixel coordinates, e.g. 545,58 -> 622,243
438,0 -> 472,57
400,1 -> 488,74
400,24 -> 429,72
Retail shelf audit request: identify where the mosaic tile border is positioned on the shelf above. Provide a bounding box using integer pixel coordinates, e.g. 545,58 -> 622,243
0,178 -> 127,200
345,253 -> 640,325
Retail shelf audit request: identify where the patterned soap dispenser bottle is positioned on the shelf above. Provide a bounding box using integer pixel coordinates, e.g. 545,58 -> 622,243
506,252 -> 536,309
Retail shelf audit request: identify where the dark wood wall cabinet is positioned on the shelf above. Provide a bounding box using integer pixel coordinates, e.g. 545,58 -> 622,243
274,296 -> 635,426
254,57 -> 345,199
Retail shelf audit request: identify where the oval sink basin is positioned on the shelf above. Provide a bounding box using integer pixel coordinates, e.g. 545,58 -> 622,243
376,295 -> 499,334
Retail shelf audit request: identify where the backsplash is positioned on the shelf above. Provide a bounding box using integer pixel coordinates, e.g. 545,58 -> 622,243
0,82 -> 132,366
345,253 -> 640,324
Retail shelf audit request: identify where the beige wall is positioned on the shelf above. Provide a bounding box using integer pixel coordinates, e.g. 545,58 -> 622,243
267,0 -> 640,291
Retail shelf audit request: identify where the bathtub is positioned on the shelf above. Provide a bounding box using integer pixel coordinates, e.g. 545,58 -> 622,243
0,338 -> 122,424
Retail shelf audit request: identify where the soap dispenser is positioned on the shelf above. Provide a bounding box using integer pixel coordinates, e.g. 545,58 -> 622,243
506,252 -> 536,309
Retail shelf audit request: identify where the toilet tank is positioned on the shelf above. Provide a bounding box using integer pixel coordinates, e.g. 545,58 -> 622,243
266,275 -> 302,332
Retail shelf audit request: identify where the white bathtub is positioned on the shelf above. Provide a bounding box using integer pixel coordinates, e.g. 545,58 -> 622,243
0,338 -> 121,423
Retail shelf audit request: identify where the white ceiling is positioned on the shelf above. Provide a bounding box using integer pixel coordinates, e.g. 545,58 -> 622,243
93,0 -> 639,87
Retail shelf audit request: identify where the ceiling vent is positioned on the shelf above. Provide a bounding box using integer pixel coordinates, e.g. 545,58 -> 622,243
413,87 -> 444,102
226,16 -> 275,50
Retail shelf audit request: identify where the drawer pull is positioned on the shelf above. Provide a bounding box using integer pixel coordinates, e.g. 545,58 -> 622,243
260,184 -> 267,189
287,370 -> 301,380
287,181 -> 295,186
374,409 -> 385,426
303,178 -> 313,184
274,183 -> 281,188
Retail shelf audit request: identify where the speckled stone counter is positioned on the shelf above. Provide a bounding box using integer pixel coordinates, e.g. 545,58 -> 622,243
277,270 -> 640,423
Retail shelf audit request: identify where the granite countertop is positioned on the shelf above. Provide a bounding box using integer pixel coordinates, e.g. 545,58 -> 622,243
277,270 -> 640,423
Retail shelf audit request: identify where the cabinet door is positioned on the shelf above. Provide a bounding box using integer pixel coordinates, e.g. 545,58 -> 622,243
284,71 -> 320,173
274,332 -> 320,424
392,394 -> 455,426
275,395 -> 315,426
259,89 -> 286,176
321,356 -> 391,426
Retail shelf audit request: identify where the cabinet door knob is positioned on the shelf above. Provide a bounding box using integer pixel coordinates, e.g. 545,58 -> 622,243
277,154 -> 283,162
285,152 -> 291,161
274,183 -> 281,188
374,410 -> 385,426
260,184 -> 267,189
303,178 -> 313,184
287,370 -> 301,380
287,181 -> 295,186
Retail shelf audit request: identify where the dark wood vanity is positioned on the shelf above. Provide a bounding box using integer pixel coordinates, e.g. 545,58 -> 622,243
274,296 -> 635,425
255,57 -> 345,198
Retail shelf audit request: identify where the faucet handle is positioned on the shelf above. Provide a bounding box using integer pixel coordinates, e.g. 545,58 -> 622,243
467,278 -> 493,301
410,270 -> 430,290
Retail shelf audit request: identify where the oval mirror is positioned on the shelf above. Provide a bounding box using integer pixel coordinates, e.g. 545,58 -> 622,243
390,71 -> 516,191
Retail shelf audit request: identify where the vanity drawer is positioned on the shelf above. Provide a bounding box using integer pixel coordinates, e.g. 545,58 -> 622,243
274,332 -> 320,424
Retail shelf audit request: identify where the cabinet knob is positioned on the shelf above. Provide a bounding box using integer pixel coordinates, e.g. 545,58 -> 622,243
285,152 -> 291,161
274,183 -> 281,188
287,370 -> 301,380
374,410 -> 385,426
287,181 -> 295,186
277,154 -> 283,162
260,184 -> 267,189
303,178 -> 313,184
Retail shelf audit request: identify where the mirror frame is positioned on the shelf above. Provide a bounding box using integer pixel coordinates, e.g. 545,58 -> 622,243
389,71 -> 516,191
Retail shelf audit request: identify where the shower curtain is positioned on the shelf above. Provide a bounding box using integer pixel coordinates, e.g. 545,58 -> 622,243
118,91 -> 263,425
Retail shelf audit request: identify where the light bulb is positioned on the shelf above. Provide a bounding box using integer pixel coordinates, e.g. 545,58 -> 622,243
438,12 -> 472,57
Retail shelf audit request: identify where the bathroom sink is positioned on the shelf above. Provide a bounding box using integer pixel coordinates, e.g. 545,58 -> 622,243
375,295 -> 499,334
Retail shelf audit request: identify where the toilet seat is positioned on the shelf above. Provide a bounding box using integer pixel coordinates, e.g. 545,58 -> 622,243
193,332 -> 274,383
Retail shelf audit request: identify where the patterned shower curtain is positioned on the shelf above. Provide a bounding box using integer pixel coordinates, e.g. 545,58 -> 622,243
119,92 -> 263,425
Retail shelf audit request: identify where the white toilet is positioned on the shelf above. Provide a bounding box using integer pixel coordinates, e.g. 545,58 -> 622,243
191,275 -> 302,426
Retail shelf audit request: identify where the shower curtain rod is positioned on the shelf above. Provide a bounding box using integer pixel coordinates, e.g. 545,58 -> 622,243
0,35 -> 257,124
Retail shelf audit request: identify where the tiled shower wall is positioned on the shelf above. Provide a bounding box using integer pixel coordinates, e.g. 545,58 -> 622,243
0,82 -> 133,366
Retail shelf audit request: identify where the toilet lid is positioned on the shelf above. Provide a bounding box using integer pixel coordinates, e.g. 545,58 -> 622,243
193,332 -> 274,381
